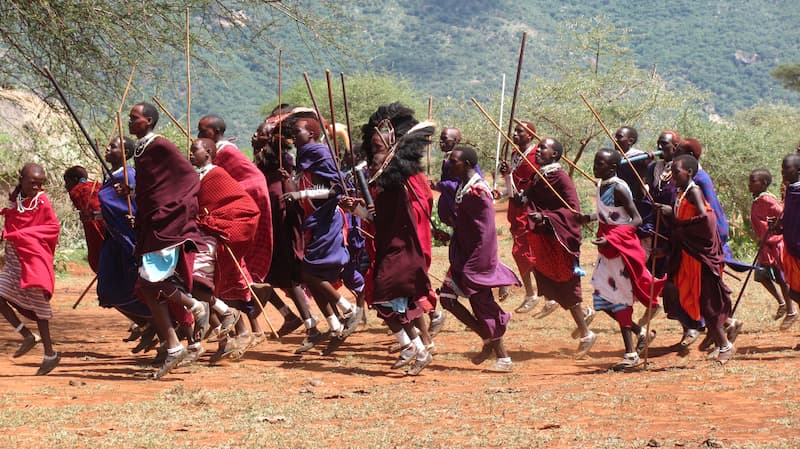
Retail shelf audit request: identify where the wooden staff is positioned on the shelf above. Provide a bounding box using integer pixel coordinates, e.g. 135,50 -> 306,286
277,48 -> 283,170
43,67 -> 113,178
502,32 -> 527,162
339,72 -> 362,196
325,70 -> 343,169
221,243 -> 281,343
731,216 -> 780,316
302,72 -> 348,191
116,111 -> 133,216
642,210 -> 661,368
185,7 -> 192,158
426,96 -> 433,175
471,98 -> 577,213
72,275 -> 98,309
118,63 -> 137,115
579,94 -> 654,203
151,96 -> 193,140
512,118 -> 597,184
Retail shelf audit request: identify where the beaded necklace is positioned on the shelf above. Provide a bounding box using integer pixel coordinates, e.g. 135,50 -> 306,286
16,191 -> 44,213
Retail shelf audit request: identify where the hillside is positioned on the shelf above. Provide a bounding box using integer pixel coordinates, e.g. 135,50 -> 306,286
172,0 -> 800,140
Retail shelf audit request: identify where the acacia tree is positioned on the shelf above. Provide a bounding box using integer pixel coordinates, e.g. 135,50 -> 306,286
772,63 -> 800,93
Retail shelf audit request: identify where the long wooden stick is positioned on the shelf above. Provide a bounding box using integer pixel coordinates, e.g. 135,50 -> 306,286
731,217 -> 779,316
493,73 -> 506,189
222,243 -> 281,343
152,96 -> 192,140
502,32 -> 527,162
325,70 -> 343,169
277,48 -> 283,170
303,72 -> 348,191
642,210 -> 661,368
426,96 -> 433,175
185,7 -> 192,158
116,111 -> 133,216
118,63 -> 137,116
72,275 -> 98,309
471,98 -> 577,213
512,118 -> 597,184
43,67 -> 113,178
579,94 -> 654,203
339,73 -> 363,197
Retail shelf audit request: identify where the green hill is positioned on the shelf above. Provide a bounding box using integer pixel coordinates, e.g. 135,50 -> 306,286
157,0 -> 800,140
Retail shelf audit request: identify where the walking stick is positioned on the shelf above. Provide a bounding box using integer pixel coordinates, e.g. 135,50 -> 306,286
72,275 -> 98,309
502,32 -> 527,162
185,7 -> 193,158
42,67 -> 113,178
579,94 -> 654,203
426,96 -> 433,175
152,96 -> 193,141
116,111 -> 134,216
512,119 -> 598,184
471,98 -> 577,214
277,48 -> 284,170
642,210 -> 661,368
303,72 -> 349,192
731,218 -> 779,316
221,243 -> 282,343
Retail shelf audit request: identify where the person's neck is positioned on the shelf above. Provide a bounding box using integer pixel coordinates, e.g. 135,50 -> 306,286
460,168 -> 477,183
136,129 -> 153,139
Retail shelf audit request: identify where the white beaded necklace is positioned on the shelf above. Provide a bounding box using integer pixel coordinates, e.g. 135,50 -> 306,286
16,191 -> 44,213
134,133 -> 159,158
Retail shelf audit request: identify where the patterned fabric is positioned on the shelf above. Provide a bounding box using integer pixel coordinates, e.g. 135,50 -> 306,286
0,243 -> 51,320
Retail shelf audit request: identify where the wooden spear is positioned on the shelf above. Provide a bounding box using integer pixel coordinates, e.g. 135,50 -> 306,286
72,275 -> 98,309
185,7 -> 192,158
502,32 -> 527,162
152,96 -> 193,141
471,98 -> 577,213
579,94 -> 654,203
43,67 -> 113,178
512,118 -> 597,184
302,72 -> 348,191
277,48 -> 283,170
116,111 -> 133,216
426,96 -> 433,175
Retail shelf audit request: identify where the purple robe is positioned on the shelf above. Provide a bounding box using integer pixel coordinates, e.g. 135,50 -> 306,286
296,142 -> 348,281
784,182 -> 800,259
437,159 -> 482,227
97,167 -> 150,317
449,176 -> 519,296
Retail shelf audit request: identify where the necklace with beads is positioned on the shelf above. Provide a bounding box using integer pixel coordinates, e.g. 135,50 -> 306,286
16,191 -> 43,213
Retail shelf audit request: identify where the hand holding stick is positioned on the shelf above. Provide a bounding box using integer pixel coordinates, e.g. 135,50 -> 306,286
472,98 -> 577,214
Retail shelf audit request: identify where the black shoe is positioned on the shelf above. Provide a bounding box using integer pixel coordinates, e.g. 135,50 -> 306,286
341,307 -> 363,338
131,327 -> 158,354
36,353 -> 60,376
13,333 -> 41,358
152,348 -> 188,379
294,329 -> 323,354
277,314 -> 303,337
218,309 -> 241,338
322,332 -> 347,356
471,342 -> 493,365
123,324 -> 145,342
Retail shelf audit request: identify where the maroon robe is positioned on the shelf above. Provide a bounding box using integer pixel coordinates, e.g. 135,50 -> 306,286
133,136 -> 202,256
371,182 -> 431,305
525,165 -> 583,308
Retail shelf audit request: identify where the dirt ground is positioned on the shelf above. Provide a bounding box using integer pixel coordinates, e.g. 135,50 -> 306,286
1,201 -> 799,449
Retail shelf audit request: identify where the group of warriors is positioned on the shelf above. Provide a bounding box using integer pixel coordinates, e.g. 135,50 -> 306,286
3,96 -> 800,377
